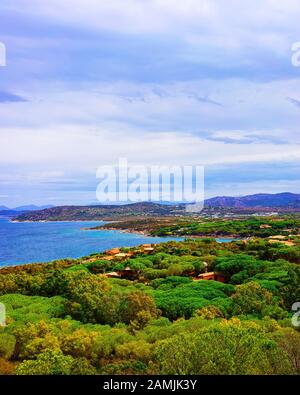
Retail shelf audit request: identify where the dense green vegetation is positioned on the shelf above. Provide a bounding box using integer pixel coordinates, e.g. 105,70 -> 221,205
0,237 -> 299,375
153,216 -> 300,237
90,214 -> 300,238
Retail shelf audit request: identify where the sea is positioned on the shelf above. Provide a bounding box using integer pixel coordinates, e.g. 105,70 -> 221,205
0,217 -> 235,267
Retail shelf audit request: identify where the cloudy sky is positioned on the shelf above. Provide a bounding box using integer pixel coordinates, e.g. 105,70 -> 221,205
0,0 -> 300,206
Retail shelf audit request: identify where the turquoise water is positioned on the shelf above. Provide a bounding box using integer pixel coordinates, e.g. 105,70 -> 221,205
213,237 -> 237,243
0,218 -> 183,267
0,217 -> 236,267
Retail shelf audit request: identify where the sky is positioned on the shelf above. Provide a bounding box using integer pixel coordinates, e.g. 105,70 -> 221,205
0,0 -> 300,206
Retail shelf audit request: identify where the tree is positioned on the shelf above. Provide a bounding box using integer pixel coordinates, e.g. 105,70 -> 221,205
0,358 -> 15,375
60,329 -> 98,359
87,260 -> 113,274
230,281 -> 273,316
142,268 -> 168,280
213,254 -> 263,283
153,280 -> 234,320
196,305 -> 224,320
15,349 -> 74,375
20,333 -> 61,360
119,292 -> 158,326
155,319 -> 292,375
0,333 -> 16,359
272,327 -> 300,374
150,276 -> 191,290
12,320 -> 56,360
116,340 -> 153,363
48,271 -> 121,325
70,357 -> 98,375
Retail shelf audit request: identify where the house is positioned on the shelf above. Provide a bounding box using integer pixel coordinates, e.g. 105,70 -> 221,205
194,272 -> 215,281
104,266 -> 137,280
282,241 -> 295,246
143,247 -> 154,253
260,224 -> 272,229
117,266 -> 137,280
214,273 -> 226,283
101,256 -> 115,261
106,248 -> 120,255
268,234 -> 295,247
268,239 -> 282,244
115,252 -> 132,259
193,271 -> 226,283
140,244 -> 155,253
105,271 -> 121,278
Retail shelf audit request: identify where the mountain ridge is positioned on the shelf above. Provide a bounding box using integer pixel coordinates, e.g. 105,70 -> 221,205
204,192 -> 300,208
12,192 -> 300,221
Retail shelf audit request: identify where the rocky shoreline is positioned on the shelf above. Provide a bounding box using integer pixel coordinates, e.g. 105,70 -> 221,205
88,224 -> 242,240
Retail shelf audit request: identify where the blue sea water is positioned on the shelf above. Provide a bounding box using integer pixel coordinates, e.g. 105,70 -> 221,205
0,217 -> 236,267
0,217 -> 184,267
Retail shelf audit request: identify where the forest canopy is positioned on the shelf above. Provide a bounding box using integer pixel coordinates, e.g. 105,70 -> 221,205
0,237 -> 299,375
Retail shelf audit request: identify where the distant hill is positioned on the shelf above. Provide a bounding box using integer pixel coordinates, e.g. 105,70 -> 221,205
14,202 -> 186,221
13,204 -> 54,211
0,205 -> 54,217
0,210 -> 27,216
13,193 -> 300,221
205,192 -> 300,208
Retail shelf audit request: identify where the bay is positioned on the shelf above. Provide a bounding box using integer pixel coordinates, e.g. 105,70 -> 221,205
0,217 -> 183,267
0,217 -> 236,267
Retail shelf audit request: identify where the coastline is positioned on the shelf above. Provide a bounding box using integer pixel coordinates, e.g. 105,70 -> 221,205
10,219 -> 108,223
89,226 -> 152,236
9,218 -> 245,239
86,224 -> 242,240
0,218 -> 185,268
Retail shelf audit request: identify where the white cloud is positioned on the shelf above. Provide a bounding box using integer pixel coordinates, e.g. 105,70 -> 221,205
1,125 -> 299,170
0,0 -> 300,204
1,0 -> 216,34
1,77 -> 299,141
2,0 -> 300,53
